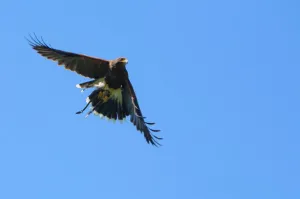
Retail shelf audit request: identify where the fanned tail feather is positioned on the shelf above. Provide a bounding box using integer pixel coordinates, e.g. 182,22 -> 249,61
86,88 -> 128,121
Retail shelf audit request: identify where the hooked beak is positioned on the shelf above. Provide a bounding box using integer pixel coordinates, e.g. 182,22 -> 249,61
121,58 -> 128,64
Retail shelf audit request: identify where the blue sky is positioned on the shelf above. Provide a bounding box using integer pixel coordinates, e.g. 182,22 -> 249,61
1,0 -> 300,198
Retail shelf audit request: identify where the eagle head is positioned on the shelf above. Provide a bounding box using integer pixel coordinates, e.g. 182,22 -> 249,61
118,57 -> 128,64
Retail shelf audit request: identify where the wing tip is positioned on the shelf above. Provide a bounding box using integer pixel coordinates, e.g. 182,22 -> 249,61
140,123 -> 162,147
25,33 -> 51,49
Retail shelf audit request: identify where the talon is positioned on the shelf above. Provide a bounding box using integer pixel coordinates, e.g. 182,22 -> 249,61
103,96 -> 109,102
98,91 -> 103,98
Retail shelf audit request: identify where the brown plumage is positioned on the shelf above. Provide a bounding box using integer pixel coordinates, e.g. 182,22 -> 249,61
27,34 -> 162,146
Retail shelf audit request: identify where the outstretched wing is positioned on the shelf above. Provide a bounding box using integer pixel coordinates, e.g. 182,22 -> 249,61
123,78 -> 162,146
27,34 -> 110,79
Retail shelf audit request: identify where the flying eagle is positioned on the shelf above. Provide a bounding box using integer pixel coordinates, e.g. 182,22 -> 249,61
27,34 -> 162,146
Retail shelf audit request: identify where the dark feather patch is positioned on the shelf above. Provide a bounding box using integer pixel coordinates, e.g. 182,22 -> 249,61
26,33 -> 110,79
122,79 -> 162,146
87,89 -> 127,121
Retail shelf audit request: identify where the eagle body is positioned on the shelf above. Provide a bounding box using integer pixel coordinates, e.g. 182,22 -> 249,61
105,60 -> 128,89
27,35 -> 161,146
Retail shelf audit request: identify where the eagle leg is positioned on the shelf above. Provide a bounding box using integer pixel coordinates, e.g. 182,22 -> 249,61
85,100 -> 103,118
76,101 -> 92,114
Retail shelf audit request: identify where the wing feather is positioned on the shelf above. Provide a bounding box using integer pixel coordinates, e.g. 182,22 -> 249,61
123,78 -> 162,146
27,34 -> 110,79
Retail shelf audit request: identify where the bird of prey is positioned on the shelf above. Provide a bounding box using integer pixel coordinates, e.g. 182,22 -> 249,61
27,34 -> 162,146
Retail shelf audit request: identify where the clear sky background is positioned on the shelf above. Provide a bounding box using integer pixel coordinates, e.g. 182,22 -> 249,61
0,0 -> 299,198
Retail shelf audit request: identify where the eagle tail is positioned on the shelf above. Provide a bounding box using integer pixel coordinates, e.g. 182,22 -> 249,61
85,88 -> 128,121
